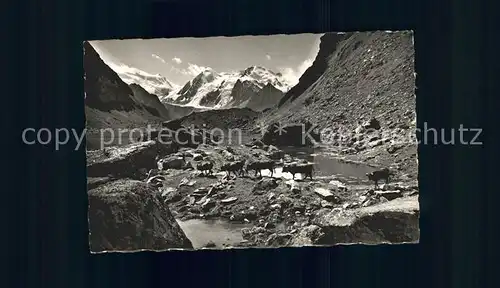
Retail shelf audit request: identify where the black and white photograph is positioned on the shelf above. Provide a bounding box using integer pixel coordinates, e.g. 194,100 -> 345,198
84,31 -> 419,252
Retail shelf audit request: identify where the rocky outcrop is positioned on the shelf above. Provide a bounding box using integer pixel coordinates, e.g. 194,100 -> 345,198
290,195 -> 419,245
277,33 -> 351,107
88,179 -> 193,251
86,140 -> 177,179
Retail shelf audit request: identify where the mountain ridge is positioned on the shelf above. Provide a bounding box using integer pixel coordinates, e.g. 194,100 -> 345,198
261,31 -> 416,131
161,66 -> 292,111
83,41 -> 170,129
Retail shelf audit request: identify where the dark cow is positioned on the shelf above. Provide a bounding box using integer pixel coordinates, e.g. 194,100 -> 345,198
245,160 -> 276,178
196,161 -> 214,175
366,168 -> 393,187
220,160 -> 245,177
282,163 -> 314,180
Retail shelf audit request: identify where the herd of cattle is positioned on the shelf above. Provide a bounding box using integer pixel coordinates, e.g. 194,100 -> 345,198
194,158 -> 314,181
193,157 -> 391,186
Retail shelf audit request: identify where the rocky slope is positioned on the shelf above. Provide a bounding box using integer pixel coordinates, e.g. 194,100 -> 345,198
259,31 -> 417,176
83,41 -> 169,129
162,66 -> 291,111
129,83 -> 172,119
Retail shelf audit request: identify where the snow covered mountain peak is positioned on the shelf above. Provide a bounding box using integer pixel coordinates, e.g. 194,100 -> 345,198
161,65 -> 292,110
110,64 -> 179,97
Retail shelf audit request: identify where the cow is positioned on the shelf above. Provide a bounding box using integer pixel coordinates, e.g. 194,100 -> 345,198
366,168 -> 393,187
196,161 -> 214,176
282,163 -> 314,180
245,160 -> 276,178
220,160 -> 245,177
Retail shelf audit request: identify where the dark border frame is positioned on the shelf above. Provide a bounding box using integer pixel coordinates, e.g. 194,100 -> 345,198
9,0 -> 492,287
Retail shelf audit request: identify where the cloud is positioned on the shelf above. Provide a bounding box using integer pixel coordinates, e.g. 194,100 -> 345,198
279,58 -> 314,86
172,57 -> 182,64
151,54 -> 166,63
106,62 -> 166,84
167,62 -> 212,77
266,54 -> 272,60
186,63 -> 211,76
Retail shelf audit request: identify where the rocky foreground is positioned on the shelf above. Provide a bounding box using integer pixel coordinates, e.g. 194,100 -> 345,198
85,31 -> 419,250
87,134 -> 419,250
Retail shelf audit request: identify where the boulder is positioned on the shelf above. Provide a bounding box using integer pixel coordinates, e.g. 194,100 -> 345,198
87,177 -> 114,190
88,179 -> 193,251
314,187 -> 337,202
253,178 -> 279,193
157,155 -> 186,170
308,196 -> 419,245
86,141 -> 160,179
362,118 -> 381,130
192,154 -> 204,161
328,180 -> 347,191
288,225 -> 325,246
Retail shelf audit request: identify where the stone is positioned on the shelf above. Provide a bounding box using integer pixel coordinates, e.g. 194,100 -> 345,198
320,200 -> 333,208
290,181 -> 301,193
288,225 -> 325,246
192,154 -> 204,161
203,241 -> 216,248
193,187 -> 208,196
87,179 -> 193,251
314,187 -> 337,202
253,178 -> 278,193
161,187 -> 177,197
374,190 -> 403,201
368,139 -> 384,148
267,192 -> 276,201
311,196 -> 420,245
158,156 -> 186,170
178,178 -> 189,187
270,204 -> 282,210
362,118 -> 381,130
87,177 -> 114,190
264,222 -> 275,229
86,141 -> 160,179
200,198 -> 216,212
328,180 -> 347,191
147,175 -> 166,187
221,197 -> 238,204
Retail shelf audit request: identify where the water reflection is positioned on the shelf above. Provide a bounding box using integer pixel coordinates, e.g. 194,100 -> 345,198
278,146 -> 376,179
176,218 -> 253,249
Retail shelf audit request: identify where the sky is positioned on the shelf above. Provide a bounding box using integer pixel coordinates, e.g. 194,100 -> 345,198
89,33 -> 323,87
